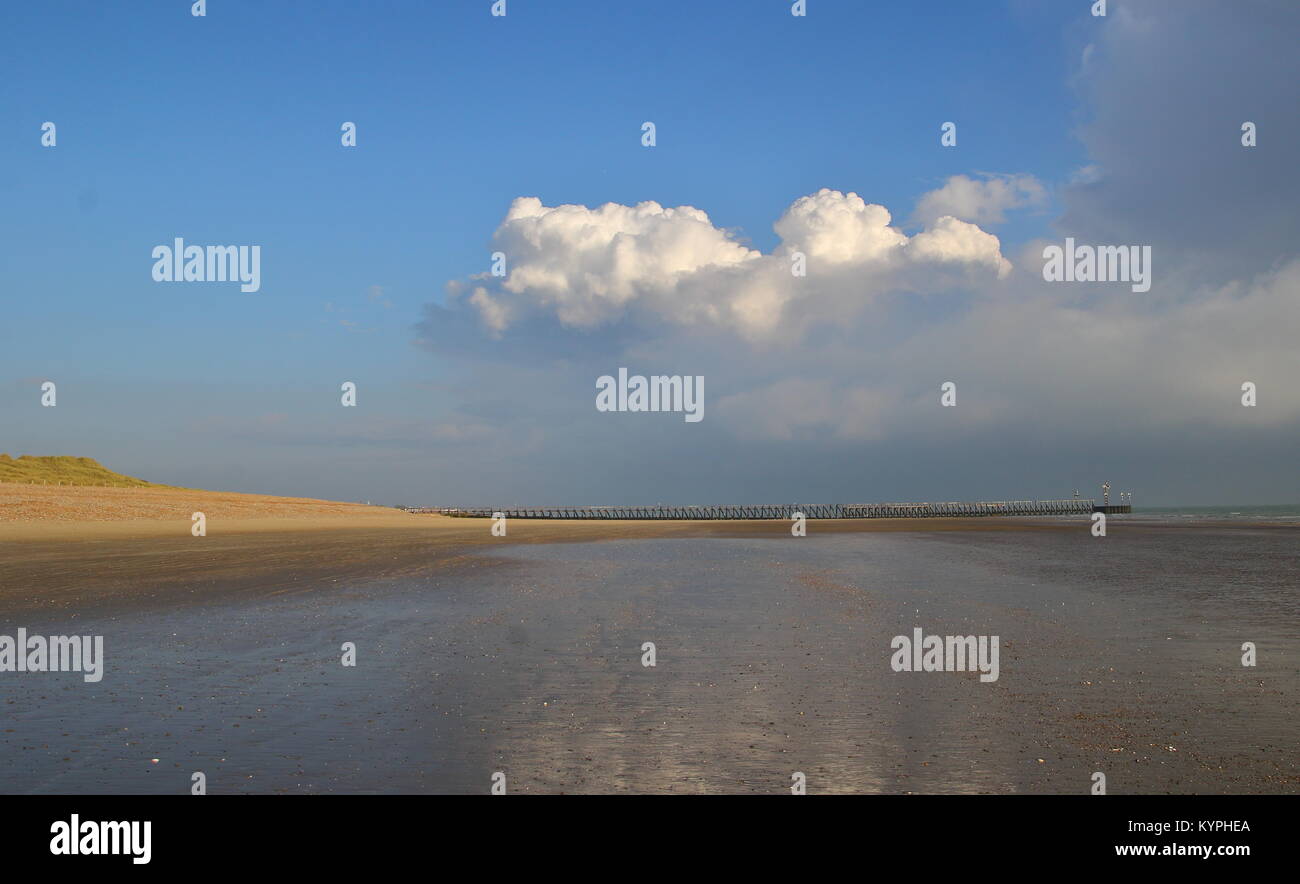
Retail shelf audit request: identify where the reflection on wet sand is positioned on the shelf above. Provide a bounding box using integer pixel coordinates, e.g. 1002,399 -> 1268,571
0,525 -> 1295,794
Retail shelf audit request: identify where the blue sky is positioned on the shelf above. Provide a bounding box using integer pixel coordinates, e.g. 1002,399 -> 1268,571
2,1 -> 1296,506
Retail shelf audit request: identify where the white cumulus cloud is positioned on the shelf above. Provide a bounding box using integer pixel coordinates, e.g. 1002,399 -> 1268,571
911,173 -> 1048,228
449,189 -> 1013,340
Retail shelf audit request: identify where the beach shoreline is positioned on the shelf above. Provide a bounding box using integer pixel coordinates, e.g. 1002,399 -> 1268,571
2,511 -> 1293,617
1,485 -> 1295,794
4,483 -> 1297,617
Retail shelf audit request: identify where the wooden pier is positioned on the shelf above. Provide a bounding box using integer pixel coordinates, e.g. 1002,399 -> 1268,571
409,499 -> 1106,520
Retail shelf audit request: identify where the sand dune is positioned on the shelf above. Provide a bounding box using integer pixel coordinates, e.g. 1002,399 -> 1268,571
0,482 -> 402,524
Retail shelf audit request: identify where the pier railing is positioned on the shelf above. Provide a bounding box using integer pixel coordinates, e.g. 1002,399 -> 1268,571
410,499 -> 1101,520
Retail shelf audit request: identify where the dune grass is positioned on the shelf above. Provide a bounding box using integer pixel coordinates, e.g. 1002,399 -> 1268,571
0,455 -> 164,487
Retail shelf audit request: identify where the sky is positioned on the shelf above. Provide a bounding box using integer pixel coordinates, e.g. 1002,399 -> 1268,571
1,0 -> 1296,507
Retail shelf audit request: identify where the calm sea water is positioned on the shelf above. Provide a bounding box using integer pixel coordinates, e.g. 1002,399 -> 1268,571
1131,504 -> 1300,523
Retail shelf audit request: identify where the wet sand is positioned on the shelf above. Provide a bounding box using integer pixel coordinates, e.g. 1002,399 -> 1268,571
0,504 -> 1103,618
0,502 -> 1295,794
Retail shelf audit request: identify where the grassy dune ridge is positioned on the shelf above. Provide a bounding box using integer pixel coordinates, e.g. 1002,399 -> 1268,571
0,456 -> 404,523
0,454 -> 164,487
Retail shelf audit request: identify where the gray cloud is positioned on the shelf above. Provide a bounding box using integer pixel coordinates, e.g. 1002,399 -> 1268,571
1058,0 -> 1300,285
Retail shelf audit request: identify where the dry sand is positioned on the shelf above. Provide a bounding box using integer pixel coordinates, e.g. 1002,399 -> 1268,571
0,481 -> 402,523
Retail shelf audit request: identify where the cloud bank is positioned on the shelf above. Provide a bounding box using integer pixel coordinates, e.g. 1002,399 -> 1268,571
413,1 -> 1300,505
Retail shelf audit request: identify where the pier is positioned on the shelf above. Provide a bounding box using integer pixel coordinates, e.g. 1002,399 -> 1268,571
410,499 -> 1112,520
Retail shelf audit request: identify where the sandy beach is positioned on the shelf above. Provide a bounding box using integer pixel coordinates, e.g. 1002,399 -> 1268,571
0,482 -> 1096,616
1,485 -> 1295,794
